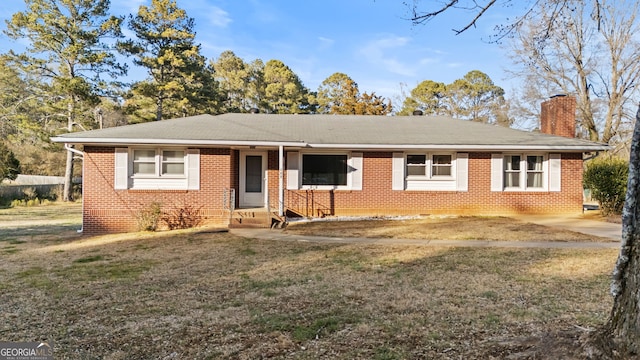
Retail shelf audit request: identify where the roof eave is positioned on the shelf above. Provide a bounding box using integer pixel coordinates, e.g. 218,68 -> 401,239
306,143 -> 610,152
50,137 -> 609,152
50,137 -> 307,147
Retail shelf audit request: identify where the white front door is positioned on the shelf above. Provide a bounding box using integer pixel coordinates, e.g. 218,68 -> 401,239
239,151 -> 267,208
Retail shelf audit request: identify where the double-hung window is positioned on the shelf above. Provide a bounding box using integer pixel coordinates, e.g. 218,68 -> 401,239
132,149 -> 186,177
397,152 -> 463,191
406,155 -> 427,176
503,154 -> 545,191
115,147 -> 199,191
432,155 -> 452,176
406,153 -> 453,179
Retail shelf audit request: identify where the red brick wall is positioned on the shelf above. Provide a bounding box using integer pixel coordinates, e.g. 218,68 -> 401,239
540,95 -> 576,138
279,152 -> 584,218
83,148 -> 584,234
82,146 -> 234,234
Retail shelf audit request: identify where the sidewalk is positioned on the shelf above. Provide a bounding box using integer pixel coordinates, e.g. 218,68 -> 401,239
229,217 -> 621,249
514,214 -> 621,241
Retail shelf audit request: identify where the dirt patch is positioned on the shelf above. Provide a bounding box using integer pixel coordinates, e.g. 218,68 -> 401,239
285,216 -> 613,242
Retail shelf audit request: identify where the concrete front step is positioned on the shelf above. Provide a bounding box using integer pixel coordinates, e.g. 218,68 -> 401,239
230,209 -> 282,229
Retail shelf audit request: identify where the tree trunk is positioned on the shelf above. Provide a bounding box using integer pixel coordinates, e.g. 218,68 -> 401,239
596,104 -> 640,356
156,96 -> 163,121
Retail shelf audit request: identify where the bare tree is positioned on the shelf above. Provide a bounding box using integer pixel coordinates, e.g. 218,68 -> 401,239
406,1 -> 640,356
507,1 -> 640,145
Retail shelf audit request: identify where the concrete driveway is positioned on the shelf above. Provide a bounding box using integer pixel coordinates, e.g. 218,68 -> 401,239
514,213 -> 621,241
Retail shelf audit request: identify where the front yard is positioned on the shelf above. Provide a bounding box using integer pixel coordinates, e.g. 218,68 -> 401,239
0,203 -> 618,359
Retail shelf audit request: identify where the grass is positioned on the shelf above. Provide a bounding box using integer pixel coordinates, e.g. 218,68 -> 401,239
0,203 -> 620,358
285,215 -> 615,242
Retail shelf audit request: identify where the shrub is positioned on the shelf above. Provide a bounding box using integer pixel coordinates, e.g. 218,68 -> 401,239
135,202 -> 162,231
161,202 -> 203,230
583,157 -> 628,215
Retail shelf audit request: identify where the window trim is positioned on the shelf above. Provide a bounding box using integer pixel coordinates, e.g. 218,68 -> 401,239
115,147 -> 198,191
131,147 -> 187,179
501,153 -> 548,192
393,152 -> 465,192
405,152 -> 454,180
294,151 -> 361,191
301,154 -> 349,187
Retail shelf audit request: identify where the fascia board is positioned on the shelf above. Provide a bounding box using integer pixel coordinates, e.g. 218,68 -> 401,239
50,137 -> 307,147
306,143 -> 610,152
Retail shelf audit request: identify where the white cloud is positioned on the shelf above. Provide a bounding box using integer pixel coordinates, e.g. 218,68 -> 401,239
318,36 -> 335,47
358,35 -> 416,77
206,6 -> 232,28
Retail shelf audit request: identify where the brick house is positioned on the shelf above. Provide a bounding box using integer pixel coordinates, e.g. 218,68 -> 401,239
52,95 -> 608,234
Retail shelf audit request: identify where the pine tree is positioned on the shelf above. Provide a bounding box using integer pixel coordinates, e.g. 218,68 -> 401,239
4,0 -> 126,201
119,0 -> 218,121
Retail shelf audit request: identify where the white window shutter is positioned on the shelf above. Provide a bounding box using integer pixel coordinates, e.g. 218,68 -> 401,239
114,148 -> 129,190
392,152 -> 405,190
286,151 -> 299,190
490,153 -> 503,192
456,153 -> 469,191
186,149 -> 200,190
549,153 -> 561,192
350,152 -> 363,190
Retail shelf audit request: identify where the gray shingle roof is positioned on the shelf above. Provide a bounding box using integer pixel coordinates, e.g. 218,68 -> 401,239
51,113 -> 609,151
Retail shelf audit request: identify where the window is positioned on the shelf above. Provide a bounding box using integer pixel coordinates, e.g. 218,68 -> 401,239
406,155 -> 426,176
527,155 -> 544,188
115,148 -> 198,191
432,155 -> 452,176
302,154 -> 347,186
504,155 -> 521,187
503,154 -> 545,190
133,149 -> 156,175
162,150 -> 185,175
132,148 -> 185,177
287,152 -> 362,191
406,153 -> 453,178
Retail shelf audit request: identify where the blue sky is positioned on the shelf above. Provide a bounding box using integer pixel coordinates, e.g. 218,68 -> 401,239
0,0 -> 525,103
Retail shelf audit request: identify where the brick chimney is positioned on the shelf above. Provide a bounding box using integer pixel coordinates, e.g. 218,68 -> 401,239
540,95 -> 576,138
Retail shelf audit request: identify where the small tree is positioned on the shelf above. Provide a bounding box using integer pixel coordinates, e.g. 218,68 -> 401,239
584,157 -> 628,215
0,142 -> 21,181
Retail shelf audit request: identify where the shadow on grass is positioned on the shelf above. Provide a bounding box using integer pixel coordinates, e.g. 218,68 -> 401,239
0,223 -> 82,244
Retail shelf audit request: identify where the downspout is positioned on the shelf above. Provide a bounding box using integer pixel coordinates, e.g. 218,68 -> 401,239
64,143 -> 84,233
278,145 -> 284,217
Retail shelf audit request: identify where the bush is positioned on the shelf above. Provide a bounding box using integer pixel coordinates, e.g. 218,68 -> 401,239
161,202 -> 203,230
583,157 -> 628,215
135,202 -> 162,231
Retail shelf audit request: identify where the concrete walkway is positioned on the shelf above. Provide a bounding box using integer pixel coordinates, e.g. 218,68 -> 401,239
230,214 -> 622,249
515,214 -> 621,241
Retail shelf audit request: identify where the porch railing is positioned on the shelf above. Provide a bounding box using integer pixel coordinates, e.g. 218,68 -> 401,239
223,188 -> 235,212
285,190 -> 332,218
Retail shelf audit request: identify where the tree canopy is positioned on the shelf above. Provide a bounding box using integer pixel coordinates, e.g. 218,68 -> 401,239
399,70 -> 507,125
0,141 -> 20,182
317,72 -> 392,115
4,0 -> 126,201
119,0 -> 218,122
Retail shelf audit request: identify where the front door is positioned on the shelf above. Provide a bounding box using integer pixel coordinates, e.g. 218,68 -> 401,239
240,152 -> 267,208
